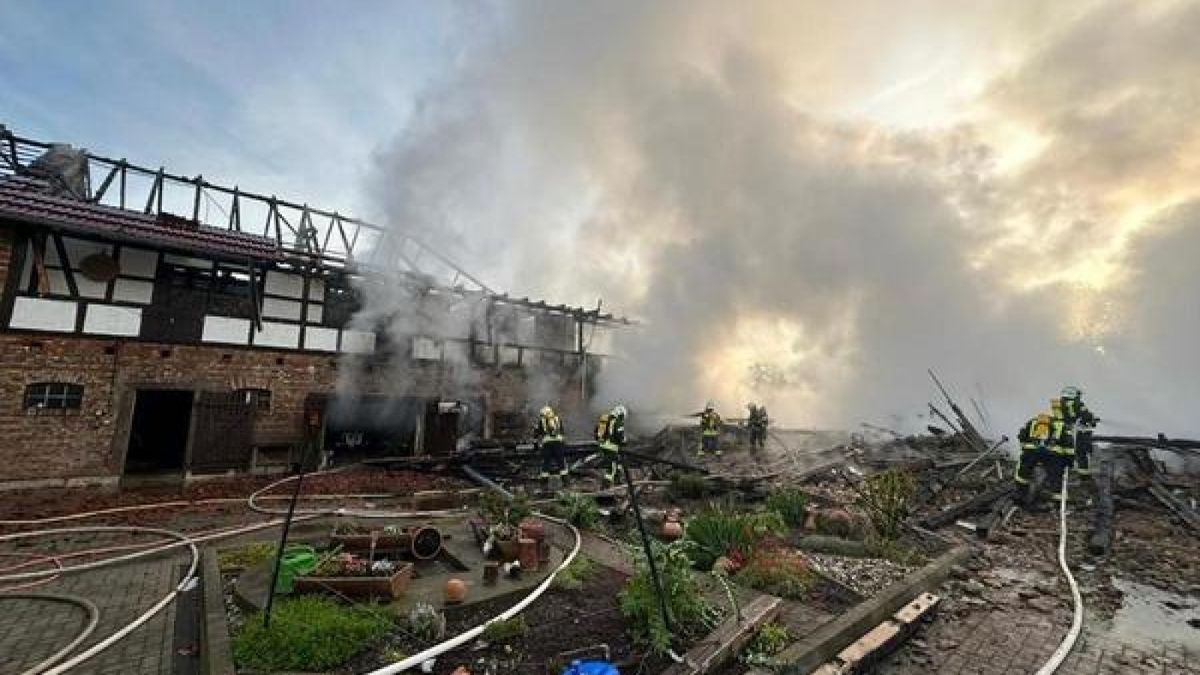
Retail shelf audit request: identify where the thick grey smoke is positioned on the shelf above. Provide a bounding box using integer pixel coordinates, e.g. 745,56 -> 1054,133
366,1 -> 1200,437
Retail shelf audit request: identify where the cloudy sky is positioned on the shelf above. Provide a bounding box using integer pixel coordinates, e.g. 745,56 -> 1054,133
3,0 -> 1198,434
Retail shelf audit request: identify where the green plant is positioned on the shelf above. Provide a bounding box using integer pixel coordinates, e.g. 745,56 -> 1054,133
684,502 -> 785,571
553,555 -> 597,591
856,469 -> 916,541
735,543 -> 817,599
405,601 -> 446,643
558,491 -> 601,528
619,541 -> 720,655
217,543 -> 276,572
741,622 -> 791,665
669,472 -> 712,499
479,491 -> 533,537
232,597 -> 392,671
766,488 -> 811,528
482,616 -> 528,644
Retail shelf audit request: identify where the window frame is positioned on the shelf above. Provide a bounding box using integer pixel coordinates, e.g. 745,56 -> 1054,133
235,387 -> 272,412
24,382 -> 85,415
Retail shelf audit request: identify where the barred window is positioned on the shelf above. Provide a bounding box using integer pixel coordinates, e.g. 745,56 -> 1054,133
236,388 -> 272,412
24,383 -> 84,414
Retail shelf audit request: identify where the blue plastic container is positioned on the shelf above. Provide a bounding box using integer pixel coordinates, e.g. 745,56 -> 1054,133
561,660 -> 619,675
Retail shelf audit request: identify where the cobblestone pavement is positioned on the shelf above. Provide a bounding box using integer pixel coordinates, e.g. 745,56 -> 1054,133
878,573 -> 1200,675
0,546 -> 185,674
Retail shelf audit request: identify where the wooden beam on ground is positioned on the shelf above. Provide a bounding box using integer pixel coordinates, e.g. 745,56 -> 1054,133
776,545 -> 970,674
919,482 -> 1014,529
811,593 -> 941,674
1147,481 -> 1200,534
661,594 -> 783,675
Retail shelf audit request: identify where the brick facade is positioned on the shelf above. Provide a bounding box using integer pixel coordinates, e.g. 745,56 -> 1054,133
0,226 -> 589,488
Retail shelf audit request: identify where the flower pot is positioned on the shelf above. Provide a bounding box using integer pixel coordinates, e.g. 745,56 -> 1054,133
495,538 -> 520,562
518,538 -> 539,571
660,520 -> 683,541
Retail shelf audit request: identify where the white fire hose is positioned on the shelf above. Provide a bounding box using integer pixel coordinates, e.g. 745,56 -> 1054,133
1035,468 -> 1084,674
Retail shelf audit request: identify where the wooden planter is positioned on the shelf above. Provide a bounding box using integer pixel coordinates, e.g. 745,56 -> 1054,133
294,562 -> 413,599
330,525 -> 443,560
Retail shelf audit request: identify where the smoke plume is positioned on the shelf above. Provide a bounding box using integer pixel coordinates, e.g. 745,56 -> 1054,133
366,0 -> 1200,437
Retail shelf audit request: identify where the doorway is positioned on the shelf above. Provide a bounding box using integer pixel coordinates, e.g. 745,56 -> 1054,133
125,389 -> 194,474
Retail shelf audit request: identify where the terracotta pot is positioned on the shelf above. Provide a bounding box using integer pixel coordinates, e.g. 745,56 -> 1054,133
661,520 -> 683,541
519,518 -> 546,542
444,578 -> 468,604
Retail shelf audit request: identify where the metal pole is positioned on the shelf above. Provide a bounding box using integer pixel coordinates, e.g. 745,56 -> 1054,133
618,453 -> 675,639
263,444 -> 310,628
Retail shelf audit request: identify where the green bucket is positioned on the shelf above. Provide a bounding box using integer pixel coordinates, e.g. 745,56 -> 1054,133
274,544 -> 318,594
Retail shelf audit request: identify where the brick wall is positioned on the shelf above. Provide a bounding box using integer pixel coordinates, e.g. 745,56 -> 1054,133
0,332 -> 582,484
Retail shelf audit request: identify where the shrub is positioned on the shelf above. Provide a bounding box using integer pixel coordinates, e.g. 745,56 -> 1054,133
232,597 -> 391,671
553,555 -> 597,591
741,622 -> 792,665
735,543 -> 817,599
619,541 -> 719,655
558,492 -> 601,529
684,502 -> 785,571
482,616 -> 528,644
669,472 -> 712,499
766,488 -> 811,528
405,602 -> 446,643
856,469 -> 916,541
217,543 -> 276,572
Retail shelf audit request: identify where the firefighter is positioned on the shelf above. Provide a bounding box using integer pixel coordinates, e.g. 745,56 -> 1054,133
747,403 -> 769,450
595,404 -> 627,484
698,402 -> 723,456
533,405 -> 567,479
1059,386 -> 1098,475
1014,409 -> 1073,503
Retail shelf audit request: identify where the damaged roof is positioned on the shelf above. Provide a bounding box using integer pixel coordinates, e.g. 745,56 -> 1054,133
0,175 -> 281,261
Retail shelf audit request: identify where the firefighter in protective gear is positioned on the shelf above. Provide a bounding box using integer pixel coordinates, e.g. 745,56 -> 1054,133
1059,386 -> 1098,475
595,405 -> 627,484
747,403 -> 769,450
533,405 -> 567,479
698,402 -> 723,456
1015,410 -> 1074,501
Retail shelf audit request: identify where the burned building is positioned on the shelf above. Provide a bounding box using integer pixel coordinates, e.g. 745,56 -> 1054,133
0,125 -> 625,489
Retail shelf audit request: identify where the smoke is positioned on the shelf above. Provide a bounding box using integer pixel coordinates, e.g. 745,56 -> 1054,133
364,0 -> 1200,437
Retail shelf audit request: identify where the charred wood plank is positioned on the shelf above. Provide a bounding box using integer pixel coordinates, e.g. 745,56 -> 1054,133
919,482 -> 1014,529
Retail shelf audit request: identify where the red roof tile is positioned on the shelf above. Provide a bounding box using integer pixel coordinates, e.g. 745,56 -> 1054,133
0,176 -> 281,261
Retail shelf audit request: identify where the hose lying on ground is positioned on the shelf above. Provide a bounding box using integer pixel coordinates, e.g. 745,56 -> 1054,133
1035,468 -> 1084,675
0,593 -> 100,675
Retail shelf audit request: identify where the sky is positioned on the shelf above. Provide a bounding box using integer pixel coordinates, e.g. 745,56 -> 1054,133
3,0 -> 1199,435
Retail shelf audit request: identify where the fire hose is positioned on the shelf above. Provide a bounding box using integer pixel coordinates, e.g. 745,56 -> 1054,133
1,593 -> 100,675
1035,468 -> 1084,675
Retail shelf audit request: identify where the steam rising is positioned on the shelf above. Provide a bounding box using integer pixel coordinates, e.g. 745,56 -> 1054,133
365,1 -> 1200,436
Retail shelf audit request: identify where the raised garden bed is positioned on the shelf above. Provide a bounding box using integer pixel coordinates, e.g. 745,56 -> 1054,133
293,561 -> 413,600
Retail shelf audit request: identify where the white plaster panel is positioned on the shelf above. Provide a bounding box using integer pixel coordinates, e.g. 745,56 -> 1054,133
253,321 -> 300,349
305,303 -> 323,324
83,304 -> 141,336
163,254 -> 212,269
412,336 -> 442,361
340,330 -> 376,354
63,238 -> 111,267
9,297 -> 77,332
202,316 -> 250,344
264,271 -> 304,299
499,345 -> 522,365
304,327 -> 338,352
76,275 -> 108,299
262,297 -> 303,321
517,315 -> 538,345
307,278 -> 325,302
118,247 -> 159,278
113,278 -> 155,304
443,341 -> 469,363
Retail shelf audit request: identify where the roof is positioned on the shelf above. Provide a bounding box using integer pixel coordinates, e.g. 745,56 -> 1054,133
0,175 -> 281,261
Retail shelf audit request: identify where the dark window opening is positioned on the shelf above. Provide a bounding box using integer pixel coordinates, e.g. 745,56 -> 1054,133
235,388 -> 272,412
24,383 -> 84,414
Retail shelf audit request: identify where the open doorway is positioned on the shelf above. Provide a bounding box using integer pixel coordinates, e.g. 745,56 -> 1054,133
125,389 -> 193,475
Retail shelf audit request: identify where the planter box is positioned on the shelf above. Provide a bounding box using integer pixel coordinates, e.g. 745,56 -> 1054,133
294,562 -> 413,599
330,532 -> 408,552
